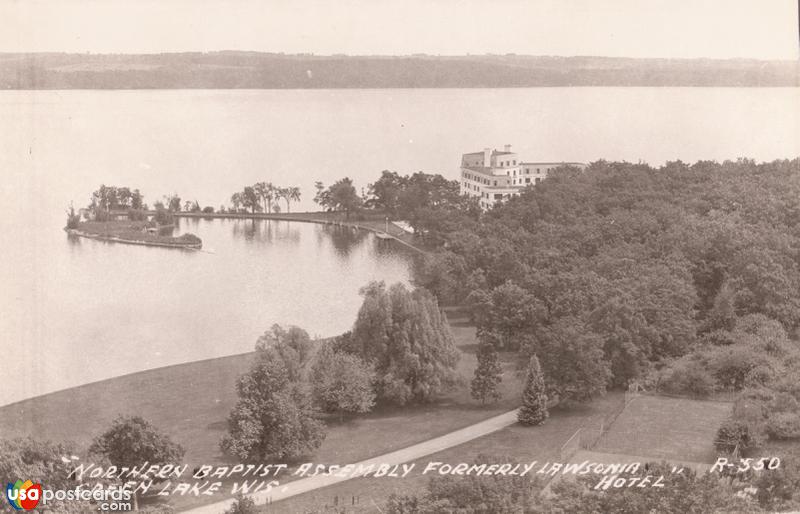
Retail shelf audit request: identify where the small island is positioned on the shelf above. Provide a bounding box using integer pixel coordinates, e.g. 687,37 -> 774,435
65,185 -> 202,250
66,220 -> 203,249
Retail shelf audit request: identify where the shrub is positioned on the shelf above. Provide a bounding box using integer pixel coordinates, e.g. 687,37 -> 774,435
770,392 -> 800,413
202,206 -> 215,214
732,397 -> 768,425
94,208 -> 112,222
127,208 -> 148,221
154,207 -> 174,226
66,205 -> 81,229
658,360 -> 715,398
715,418 -> 763,454
710,345 -> 764,391
224,493 -> 258,514
176,233 -> 201,246
765,413 -> 800,440
743,364 -> 777,389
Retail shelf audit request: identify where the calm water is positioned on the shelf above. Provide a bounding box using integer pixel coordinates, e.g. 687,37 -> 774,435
1,88 -> 798,404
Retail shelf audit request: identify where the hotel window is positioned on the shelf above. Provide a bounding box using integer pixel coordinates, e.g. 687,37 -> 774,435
513,160 -> 516,165
525,177 -> 530,183
535,177 -> 541,184
493,180 -> 497,186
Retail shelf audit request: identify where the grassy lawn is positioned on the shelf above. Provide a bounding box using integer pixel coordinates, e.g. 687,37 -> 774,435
594,395 -> 733,463
0,308 -> 522,511
263,393 -> 625,513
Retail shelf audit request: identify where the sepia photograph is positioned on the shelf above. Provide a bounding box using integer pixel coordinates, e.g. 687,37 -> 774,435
0,0 -> 799,512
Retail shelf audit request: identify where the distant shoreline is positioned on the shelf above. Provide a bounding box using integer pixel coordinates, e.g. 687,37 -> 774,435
2,53 -> 796,89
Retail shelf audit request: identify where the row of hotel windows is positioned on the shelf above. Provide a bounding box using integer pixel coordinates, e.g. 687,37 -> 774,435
463,159 -> 520,168
520,167 -> 551,175
463,176 -> 542,191
463,172 -> 492,185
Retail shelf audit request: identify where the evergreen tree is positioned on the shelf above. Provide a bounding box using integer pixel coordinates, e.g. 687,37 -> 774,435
470,339 -> 502,404
518,354 -> 548,425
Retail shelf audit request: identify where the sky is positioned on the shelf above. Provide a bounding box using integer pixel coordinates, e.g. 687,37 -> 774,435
0,0 -> 797,59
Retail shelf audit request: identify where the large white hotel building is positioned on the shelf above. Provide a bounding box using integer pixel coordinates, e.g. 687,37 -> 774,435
460,145 -> 586,210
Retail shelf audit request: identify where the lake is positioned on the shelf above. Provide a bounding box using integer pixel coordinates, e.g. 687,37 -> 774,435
0,88 -> 798,404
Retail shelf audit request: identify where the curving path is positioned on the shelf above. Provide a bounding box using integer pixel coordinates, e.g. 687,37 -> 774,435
182,409 -> 519,513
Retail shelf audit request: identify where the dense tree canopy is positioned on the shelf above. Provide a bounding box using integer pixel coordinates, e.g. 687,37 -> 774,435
413,158 -> 800,406
0,438 -> 113,513
314,177 -> 362,218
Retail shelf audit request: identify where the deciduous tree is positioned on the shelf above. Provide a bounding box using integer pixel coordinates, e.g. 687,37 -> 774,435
221,350 -> 324,461
310,343 -> 376,417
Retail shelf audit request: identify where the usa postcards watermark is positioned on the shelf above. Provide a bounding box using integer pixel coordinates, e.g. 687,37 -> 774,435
5,479 -> 133,511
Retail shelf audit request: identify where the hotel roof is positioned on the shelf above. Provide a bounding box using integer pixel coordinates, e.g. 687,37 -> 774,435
462,150 -> 515,157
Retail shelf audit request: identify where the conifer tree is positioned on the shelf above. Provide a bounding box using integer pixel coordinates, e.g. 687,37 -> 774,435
471,340 -> 503,404
518,354 -> 548,425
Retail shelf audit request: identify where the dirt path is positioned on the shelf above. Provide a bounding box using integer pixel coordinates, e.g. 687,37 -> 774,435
182,409 -> 519,513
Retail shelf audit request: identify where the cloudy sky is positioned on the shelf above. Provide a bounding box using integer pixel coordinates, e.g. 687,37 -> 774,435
0,0 -> 797,59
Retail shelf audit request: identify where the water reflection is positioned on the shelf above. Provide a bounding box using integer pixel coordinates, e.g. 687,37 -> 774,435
230,219 -> 302,245
317,224 -> 369,258
4,212 -> 412,405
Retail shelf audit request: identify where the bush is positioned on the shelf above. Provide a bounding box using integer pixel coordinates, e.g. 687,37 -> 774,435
766,413 -> 800,440
202,206 -> 215,214
743,364 -> 777,389
657,360 -> 715,398
710,345 -> 765,391
154,207 -> 174,226
94,208 -> 112,222
770,392 -> 800,413
224,493 -> 258,514
176,233 -> 202,245
66,205 -> 81,229
715,418 -> 763,454
127,208 -> 148,221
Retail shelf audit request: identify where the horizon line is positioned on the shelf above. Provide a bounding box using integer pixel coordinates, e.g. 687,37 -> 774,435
0,51 -> 796,62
